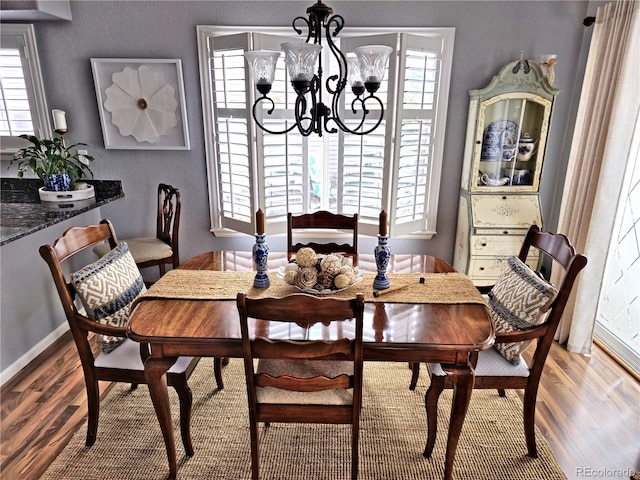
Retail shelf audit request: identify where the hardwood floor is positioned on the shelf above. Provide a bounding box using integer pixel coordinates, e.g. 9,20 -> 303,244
1,331 -> 638,480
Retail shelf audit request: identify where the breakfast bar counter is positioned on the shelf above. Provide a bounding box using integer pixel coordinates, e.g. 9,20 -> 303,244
0,178 -> 124,246
0,177 -> 124,381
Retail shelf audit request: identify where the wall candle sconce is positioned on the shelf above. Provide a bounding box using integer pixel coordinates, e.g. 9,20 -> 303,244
538,55 -> 558,86
52,109 -> 68,146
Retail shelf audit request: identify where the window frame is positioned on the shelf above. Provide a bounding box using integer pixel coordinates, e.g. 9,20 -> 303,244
197,25 -> 454,239
0,24 -> 51,154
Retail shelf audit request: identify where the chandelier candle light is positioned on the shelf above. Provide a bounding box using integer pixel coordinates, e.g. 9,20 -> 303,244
244,0 -> 393,137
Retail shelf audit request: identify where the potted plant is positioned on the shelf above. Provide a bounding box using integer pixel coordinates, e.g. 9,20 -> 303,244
10,134 -> 95,191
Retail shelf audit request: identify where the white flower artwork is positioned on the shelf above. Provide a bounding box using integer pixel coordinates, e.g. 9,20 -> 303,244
103,65 -> 178,143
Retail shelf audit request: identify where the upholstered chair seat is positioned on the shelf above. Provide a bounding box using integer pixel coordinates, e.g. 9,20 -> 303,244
93,338 -> 194,373
428,347 -> 530,378
95,237 -> 172,264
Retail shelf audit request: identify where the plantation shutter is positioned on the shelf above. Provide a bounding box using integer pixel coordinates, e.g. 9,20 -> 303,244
390,33 -> 447,236
338,34 -> 399,237
253,35 -> 308,234
1,25 -> 49,151
207,33 -> 256,234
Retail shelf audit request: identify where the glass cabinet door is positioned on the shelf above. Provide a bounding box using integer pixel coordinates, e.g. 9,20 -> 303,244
471,92 -> 552,193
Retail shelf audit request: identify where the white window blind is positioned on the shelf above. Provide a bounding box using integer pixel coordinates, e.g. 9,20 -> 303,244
0,24 -> 50,152
198,26 -> 454,237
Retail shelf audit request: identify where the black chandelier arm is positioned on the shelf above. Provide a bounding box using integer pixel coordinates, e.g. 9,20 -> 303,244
323,14 -> 347,96
322,112 -> 338,135
330,94 -> 385,136
251,97 -> 298,135
294,91 -> 317,136
326,12 -> 345,38
292,16 -> 313,42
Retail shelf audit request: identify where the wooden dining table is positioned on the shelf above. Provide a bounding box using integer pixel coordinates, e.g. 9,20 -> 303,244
127,251 -> 494,480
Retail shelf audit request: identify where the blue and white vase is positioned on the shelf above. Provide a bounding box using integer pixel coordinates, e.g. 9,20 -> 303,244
373,235 -> 391,290
252,234 -> 270,288
43,173 -> 71,192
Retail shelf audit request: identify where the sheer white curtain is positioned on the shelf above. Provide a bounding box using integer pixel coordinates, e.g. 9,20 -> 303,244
553,0 -> 639,354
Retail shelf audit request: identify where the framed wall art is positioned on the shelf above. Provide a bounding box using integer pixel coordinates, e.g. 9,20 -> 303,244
90,58 -> 190,150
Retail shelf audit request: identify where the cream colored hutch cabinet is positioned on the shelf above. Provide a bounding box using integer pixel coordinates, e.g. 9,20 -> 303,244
453,58 -> 560,286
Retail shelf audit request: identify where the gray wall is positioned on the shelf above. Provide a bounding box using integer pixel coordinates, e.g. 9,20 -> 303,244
0,0 -> 604,378
3,1 -> 599,264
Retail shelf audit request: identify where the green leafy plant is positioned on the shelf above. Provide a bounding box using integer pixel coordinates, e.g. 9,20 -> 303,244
10,134 -> 95,188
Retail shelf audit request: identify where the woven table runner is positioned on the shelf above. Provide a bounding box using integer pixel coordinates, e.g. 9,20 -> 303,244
141,269 -> 487,305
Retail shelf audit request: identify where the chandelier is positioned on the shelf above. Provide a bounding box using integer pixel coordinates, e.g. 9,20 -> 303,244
244,0 -> 393,137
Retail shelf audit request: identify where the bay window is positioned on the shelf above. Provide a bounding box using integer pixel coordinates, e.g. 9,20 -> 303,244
197,26 -> 454,237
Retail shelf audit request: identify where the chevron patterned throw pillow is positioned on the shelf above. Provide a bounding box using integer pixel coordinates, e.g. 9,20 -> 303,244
71,242 -> 146,353
488,256 -> 558,364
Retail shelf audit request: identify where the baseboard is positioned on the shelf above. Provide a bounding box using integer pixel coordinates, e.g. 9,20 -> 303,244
0,322 -> 70,387
593,337 -> 640,382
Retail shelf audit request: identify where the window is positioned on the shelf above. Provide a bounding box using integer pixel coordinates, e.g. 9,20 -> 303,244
0,24 -> 50,152
197,26 -> 454,237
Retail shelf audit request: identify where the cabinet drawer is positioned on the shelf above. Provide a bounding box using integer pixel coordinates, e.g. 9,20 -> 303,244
469,257 -> 507,278
470,234 -> 525,256
474,228 -> 528,235
470,195 -> 542,228
469,255 -> 541,279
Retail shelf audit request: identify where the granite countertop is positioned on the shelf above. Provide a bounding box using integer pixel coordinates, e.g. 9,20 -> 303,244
0,178 -> 124,246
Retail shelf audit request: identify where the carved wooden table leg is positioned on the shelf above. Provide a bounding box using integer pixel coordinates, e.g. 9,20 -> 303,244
441,363 -> 475,480
145,356 -> 178,480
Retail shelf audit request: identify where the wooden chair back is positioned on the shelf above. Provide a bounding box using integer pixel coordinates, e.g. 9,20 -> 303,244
236,292 -> 365,480
157,183 -> 180,255
92,184 -> 181,277
40,220 -> 126,348
418,224 -> 587,460
39,219 -> 200,451
287,211 -> 358,264
510,224 -> 588,382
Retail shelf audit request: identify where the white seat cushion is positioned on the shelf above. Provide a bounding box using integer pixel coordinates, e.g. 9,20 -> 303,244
429,347 -> 530,378
94,238 -> 173,264
94,338 -> 194,374
256,358 -> 353,405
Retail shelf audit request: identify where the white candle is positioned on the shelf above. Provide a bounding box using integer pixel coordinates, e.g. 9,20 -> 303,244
52,109 -> 67,131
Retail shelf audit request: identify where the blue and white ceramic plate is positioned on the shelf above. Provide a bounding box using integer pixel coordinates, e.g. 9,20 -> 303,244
481,120 -> 520,160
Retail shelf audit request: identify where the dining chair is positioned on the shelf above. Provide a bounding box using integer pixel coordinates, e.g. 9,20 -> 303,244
94,183 -> 180,283
409,224 -> 587,459
236,292 -> 365,480
287,211 -> 358,265
39,220 -> 217,453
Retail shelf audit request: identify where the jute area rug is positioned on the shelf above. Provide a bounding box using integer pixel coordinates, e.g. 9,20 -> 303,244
41,360 -> 566,480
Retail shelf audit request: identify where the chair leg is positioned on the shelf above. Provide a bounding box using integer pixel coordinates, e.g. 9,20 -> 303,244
423,375 -> 446,458
250,420 -> 260,480
214,358 -> 225,390
84,375 -> 100,447
498,388 -> 506,397
130,383 -> 138,390
172,377 -> 194,457
523,385 -> 539,458
409,362 -> 420,390
352,422 -> 360,480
